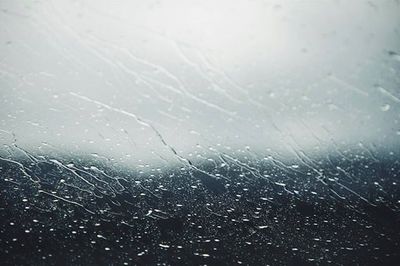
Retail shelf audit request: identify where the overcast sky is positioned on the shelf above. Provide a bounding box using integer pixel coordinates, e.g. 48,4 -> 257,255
1,0 -> 399,168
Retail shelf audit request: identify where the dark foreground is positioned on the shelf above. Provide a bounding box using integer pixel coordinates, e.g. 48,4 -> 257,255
0,155 -> 399,265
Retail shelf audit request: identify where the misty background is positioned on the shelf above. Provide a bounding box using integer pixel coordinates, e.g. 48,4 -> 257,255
0,0 -> 399,168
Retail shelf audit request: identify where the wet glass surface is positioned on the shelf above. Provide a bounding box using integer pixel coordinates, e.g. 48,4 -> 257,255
0,0 -> 400,265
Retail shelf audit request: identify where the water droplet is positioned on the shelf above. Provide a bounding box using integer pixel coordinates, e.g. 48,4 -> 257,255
380,104 -> 390,112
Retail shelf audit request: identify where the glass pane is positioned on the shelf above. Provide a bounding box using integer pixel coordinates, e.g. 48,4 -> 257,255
1,0 -> 399,264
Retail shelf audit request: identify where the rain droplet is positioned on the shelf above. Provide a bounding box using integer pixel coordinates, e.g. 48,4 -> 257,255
380,104 -> 390,112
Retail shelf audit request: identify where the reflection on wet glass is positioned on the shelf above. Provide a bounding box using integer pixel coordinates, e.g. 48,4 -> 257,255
0,0 -> 399,265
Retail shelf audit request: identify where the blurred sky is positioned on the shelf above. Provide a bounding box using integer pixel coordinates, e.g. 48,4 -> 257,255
0,0 -> 399,167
